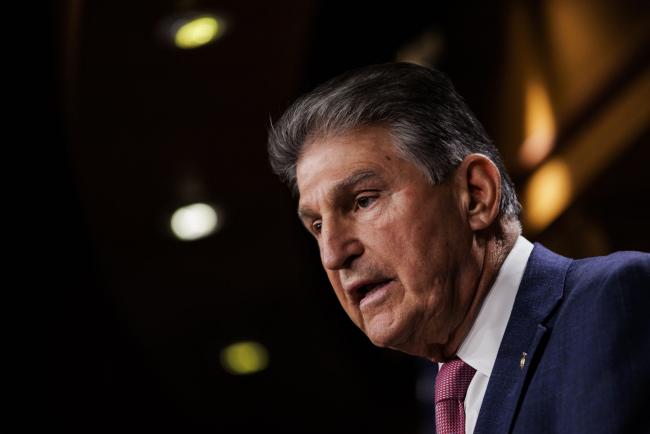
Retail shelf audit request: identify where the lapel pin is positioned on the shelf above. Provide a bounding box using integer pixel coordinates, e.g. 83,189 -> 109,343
519,352 -> 527,370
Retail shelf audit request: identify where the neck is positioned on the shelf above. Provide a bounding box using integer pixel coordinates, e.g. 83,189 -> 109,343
438,219 -> 520,362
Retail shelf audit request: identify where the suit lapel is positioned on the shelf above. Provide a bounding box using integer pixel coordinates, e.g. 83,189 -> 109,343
473,243 -> 572,434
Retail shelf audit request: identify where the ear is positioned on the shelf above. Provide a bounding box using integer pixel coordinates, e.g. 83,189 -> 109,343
455,154 -> 502,231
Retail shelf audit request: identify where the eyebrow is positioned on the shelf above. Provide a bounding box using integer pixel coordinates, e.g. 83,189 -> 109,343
297,169 -> 383,220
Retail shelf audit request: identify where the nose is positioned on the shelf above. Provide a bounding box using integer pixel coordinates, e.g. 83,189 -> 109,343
319,217 -> 363,270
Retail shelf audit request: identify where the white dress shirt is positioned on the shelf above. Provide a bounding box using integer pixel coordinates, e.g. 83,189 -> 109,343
439,236 -> 534,434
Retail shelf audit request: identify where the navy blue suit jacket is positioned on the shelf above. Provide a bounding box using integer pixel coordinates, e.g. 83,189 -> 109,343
435,244 -> 650,433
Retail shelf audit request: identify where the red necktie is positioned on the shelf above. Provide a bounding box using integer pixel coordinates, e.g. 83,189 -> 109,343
435,358 -> 476,434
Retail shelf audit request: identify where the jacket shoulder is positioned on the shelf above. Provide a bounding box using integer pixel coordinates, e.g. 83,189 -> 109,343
566,250 -> 649,295
527,251 -> 650,432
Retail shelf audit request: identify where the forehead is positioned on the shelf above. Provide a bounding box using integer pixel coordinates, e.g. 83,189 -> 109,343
296,126 -> 403,194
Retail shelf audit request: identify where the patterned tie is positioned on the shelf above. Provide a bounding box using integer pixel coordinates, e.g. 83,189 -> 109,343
435,358 -> 476,434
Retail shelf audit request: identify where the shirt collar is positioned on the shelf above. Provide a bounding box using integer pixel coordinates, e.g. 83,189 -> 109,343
455,236 -> 534,377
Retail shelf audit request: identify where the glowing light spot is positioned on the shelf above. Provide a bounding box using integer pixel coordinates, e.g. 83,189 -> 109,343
170,203 -> 218,241
174,16 -> 221,49
221,341 -> 269,375
520,76 -> 556,168
524,158 -> 573,233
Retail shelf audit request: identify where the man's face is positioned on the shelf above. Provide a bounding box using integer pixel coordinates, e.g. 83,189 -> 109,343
296,126 -> 476,357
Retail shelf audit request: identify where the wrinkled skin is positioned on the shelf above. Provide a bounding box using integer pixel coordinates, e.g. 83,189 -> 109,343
296,126 -> 514,361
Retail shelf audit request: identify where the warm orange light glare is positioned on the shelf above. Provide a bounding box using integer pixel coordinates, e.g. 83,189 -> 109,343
520,77 -> 556,168
524,158 -> 573,232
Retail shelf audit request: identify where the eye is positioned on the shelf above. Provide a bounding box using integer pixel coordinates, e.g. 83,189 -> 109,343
311,221 -> 322,234
355,195 -> 377,209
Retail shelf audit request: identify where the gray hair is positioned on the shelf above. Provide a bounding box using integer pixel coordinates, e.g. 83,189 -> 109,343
267,62 -> 521,220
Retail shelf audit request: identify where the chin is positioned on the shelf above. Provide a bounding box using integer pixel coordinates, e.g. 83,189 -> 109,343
365,319 -> 435,358
364,320 -> 407,349
366,332 -> 392,348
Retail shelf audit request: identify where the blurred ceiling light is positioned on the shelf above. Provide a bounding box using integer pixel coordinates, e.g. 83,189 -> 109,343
221,341 -> 269,375
519,76 -> 556,169
523,158 -> 573,233
173,15 -> 224,49
170,202 -> 218,241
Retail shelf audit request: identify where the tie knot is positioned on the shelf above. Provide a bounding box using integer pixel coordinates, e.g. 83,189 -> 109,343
435,358 -> 476,404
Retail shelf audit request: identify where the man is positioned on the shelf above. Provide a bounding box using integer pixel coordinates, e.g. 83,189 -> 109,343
267,63 -> 650,433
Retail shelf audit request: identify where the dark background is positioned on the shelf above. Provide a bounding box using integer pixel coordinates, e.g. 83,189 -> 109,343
36,1 -> 648,432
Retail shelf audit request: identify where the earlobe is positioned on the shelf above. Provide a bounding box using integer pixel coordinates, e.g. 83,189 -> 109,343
460,154 -> 501,231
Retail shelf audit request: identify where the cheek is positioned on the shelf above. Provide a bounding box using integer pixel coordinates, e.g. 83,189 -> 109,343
390,213 -> 439,265
370,201 -> 415,246
326,271 -> 342,293
385,208 -> 453,300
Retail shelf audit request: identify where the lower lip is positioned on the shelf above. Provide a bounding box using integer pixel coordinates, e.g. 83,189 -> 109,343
359,281 -> 392,310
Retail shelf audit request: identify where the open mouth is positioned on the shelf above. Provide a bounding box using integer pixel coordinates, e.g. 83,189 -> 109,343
357,279 -> 392,304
